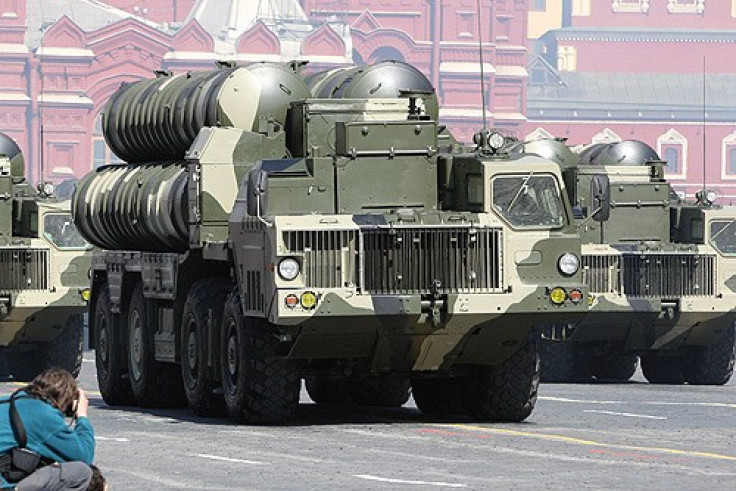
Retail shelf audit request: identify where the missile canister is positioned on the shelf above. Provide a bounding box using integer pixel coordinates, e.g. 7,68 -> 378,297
507,139 -> 578,170
103,63 -> 311,163
304,60 -> 439,121
0,132 -> 25,178
73,163 -> 188,252
577,140 -> 659,166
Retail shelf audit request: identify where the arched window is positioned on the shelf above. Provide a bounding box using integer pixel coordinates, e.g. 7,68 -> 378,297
728,147 -> 736,175
92,114 -> 123,169
663,147 -> 680,174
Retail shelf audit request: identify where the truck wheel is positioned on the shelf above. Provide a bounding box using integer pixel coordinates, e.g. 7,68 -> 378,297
461,335 -> 540,422
126,283 -> 186,408
45,314 -> 85,378
538,338 -> 591,383
411,378 -> 465,415
7,349 -> 42,381
682,325 -> 735,385
589,354 -> 638,382
220,291 -> 300,424
181,279 -> 230,416
305,378 -> 351,404
94,285 -> 135,405
349,377 -> 411,408
640,354 -> 684,384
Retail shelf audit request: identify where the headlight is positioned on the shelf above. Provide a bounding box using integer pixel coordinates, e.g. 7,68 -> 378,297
278,258 -> 300,281
558,253 -> 580,276
487,132 -> 505,150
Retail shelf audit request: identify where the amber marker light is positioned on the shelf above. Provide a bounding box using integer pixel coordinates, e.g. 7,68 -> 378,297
549,287 -> 566,305
80,288 -> 91,302
569,289 -> 583,304
285,294 -> 299,309
301,291 -> 317,310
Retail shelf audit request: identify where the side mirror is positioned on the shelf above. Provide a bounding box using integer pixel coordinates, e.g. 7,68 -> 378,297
246,169 -> 268,216
590,174 -> 610,222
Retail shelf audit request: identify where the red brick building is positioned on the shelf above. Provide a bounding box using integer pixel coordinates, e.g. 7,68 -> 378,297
0,0 -> 530,183
525,0 -> 736,201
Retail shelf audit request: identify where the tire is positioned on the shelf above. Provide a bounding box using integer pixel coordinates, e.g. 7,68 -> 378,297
682,325 -> 735,385
640,354 -> 684,384
127,282 -> 186,408
411,378 -> 465,416
45,314 -> 85,378
461,334 -> 540,422
94,284 -> 135,405
181,279 -> 230,416
538,338 -> 591,383
349,377 -> 411,408
589,354 -> 638,382
220,291 -> 300,424
305,378 -> 351,405
7,348 -> 43,382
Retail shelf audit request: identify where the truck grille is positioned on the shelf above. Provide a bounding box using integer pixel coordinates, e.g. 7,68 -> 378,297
362,227 -> 503,294
582,255 -> 621,294
0,248 -> 49,291
583,253 -> 716,297
284,227 -> 503,294
623,254 -> 715,297
284,230 -> 359,289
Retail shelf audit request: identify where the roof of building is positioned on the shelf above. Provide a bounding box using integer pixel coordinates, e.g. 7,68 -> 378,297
27,0 -> 163,48
528,70 -> 736,122
541,27 -> 736,43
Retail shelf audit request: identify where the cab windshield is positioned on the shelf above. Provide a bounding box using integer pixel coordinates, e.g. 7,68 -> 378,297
710,220 -> 736,255
44,213 -> 89,249
492,173 -> 566,229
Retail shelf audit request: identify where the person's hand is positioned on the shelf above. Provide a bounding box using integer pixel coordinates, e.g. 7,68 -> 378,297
76,388 -> 89,418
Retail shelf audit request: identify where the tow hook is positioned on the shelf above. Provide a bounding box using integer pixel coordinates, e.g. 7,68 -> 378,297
421,279 -> 447,327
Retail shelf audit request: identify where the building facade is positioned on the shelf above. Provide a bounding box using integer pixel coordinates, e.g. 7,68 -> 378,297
525,0 -> 736,200
0,0 -> 530,183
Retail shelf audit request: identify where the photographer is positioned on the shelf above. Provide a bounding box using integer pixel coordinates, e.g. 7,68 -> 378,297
0,369 -> 95,490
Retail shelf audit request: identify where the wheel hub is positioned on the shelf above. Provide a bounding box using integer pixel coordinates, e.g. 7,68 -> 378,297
129,310 -> 143,381
227,334 -> 238,379
187,328 -> 197,372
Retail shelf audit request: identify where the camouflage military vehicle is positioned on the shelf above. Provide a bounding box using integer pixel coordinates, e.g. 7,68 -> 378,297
510,139 -> 735,384
0,133 -> 92,380
73,61 -> 588,424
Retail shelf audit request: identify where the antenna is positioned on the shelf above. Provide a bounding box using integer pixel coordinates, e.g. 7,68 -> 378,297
38,5 -> 46,185
476,0 -> 488,130
702,56 -> 706,193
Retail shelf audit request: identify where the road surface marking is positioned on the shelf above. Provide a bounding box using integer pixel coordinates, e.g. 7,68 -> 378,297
583,410 -> 667,420
95,436 -> 130,442
540,396 -> 736,410
355,474 -> 467,487
194,453 -> 265,465
83,358 -> 95,363
442,424 -> 736,462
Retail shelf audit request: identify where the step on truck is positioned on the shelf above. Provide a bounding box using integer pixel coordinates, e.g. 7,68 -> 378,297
511,139 -> 736,384
0,132 -> 92,380
73,61 -> 589,424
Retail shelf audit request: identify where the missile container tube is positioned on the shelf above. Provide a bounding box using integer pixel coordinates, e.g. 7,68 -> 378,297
75,61 -> 590,424
511,139 -> 736,385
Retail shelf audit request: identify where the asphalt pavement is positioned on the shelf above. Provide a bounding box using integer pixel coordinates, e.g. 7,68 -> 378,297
2,354 -> 734,490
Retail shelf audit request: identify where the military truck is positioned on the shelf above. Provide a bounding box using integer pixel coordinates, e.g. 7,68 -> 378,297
0,133 -> 92,380
510,139 -> 736,384
73,61 -> 589,424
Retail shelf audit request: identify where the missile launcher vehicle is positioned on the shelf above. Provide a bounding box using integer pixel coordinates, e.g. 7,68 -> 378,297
510,139 -> 736,384
74,61 -> 589,424
0,133 -> 92,380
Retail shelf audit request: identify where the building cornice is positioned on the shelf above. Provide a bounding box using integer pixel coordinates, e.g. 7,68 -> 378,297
543,28 -> 736,44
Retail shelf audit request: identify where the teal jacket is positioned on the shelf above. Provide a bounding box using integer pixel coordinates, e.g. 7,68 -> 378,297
0,391 -> 95,488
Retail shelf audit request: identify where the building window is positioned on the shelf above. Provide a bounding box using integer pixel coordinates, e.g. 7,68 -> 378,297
663,147 -> 680,174
531,0 -> 547,11
92,114 -> 123,169
572,0 -> 591,16
558,45 -> 577,71
720,132 -> 736,179
667,0 -> 705,14
612,0 -> 650,13
732,0 -> 736,17
657,129 -> 687,178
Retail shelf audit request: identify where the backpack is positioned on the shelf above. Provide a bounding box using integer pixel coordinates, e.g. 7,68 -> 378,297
0,390 -> 51,483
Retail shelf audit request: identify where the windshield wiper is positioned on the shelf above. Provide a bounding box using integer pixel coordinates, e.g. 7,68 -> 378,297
507,172 -> 534,212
